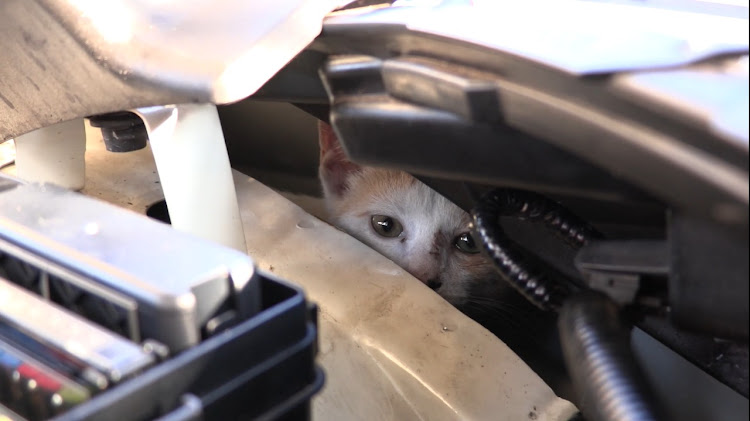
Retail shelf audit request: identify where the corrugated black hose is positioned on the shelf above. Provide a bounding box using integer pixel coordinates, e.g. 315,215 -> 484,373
559,292 -> 663,421
470,188 -> 663,421
470,188 -> 600,311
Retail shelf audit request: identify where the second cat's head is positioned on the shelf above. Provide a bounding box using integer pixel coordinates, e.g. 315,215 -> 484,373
318,121 -> 497,306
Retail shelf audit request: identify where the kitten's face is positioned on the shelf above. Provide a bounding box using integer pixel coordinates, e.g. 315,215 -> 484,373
318,122 -> 497,306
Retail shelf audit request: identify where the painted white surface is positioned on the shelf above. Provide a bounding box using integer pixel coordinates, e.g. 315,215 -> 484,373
14,118 -> 86,190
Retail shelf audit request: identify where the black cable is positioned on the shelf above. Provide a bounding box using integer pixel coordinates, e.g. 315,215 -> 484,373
470,188 -> 601,311
471,188 -> 667,420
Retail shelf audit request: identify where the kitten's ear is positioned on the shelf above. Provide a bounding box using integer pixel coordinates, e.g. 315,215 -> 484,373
319,120 -> 361,198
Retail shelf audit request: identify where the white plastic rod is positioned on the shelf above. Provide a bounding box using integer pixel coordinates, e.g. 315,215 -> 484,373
14,118 -> 86,190
134,104 -> 247,252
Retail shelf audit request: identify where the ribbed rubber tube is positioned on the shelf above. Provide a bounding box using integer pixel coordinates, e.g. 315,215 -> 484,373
470,188 -> 600,311
559,292 -> 663,421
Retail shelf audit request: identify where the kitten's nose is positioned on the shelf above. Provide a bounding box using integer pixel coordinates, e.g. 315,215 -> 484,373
426,279 -> 442,290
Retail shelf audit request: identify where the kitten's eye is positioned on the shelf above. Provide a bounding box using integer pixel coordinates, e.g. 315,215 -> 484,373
370,215 -> 403,238
454,232 -> 480,254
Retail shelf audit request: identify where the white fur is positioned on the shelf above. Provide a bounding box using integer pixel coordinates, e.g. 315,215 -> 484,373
324,167 -> 495,306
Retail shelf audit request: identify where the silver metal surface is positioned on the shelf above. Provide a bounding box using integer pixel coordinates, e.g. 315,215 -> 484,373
0,0 -> 346,141
0,180 -> 259,352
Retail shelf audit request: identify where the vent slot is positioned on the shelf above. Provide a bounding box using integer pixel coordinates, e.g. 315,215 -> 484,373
0,244 -> 140,342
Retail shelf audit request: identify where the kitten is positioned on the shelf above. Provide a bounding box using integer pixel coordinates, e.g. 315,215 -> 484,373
317,120 -> 500,308
317,120 -> 571,398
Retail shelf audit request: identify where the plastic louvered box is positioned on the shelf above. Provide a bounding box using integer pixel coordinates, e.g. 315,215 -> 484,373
53,275 -> 323,421
0,176 -> 323,420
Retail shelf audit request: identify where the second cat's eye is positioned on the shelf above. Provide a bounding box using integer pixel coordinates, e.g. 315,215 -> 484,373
371,215 -> 403,238
454,232 -> 480,254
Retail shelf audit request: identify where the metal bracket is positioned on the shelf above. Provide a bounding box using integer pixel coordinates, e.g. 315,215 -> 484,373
13,118 -> 87,191
134,104 -> 247,252
575,240 -> 668,306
